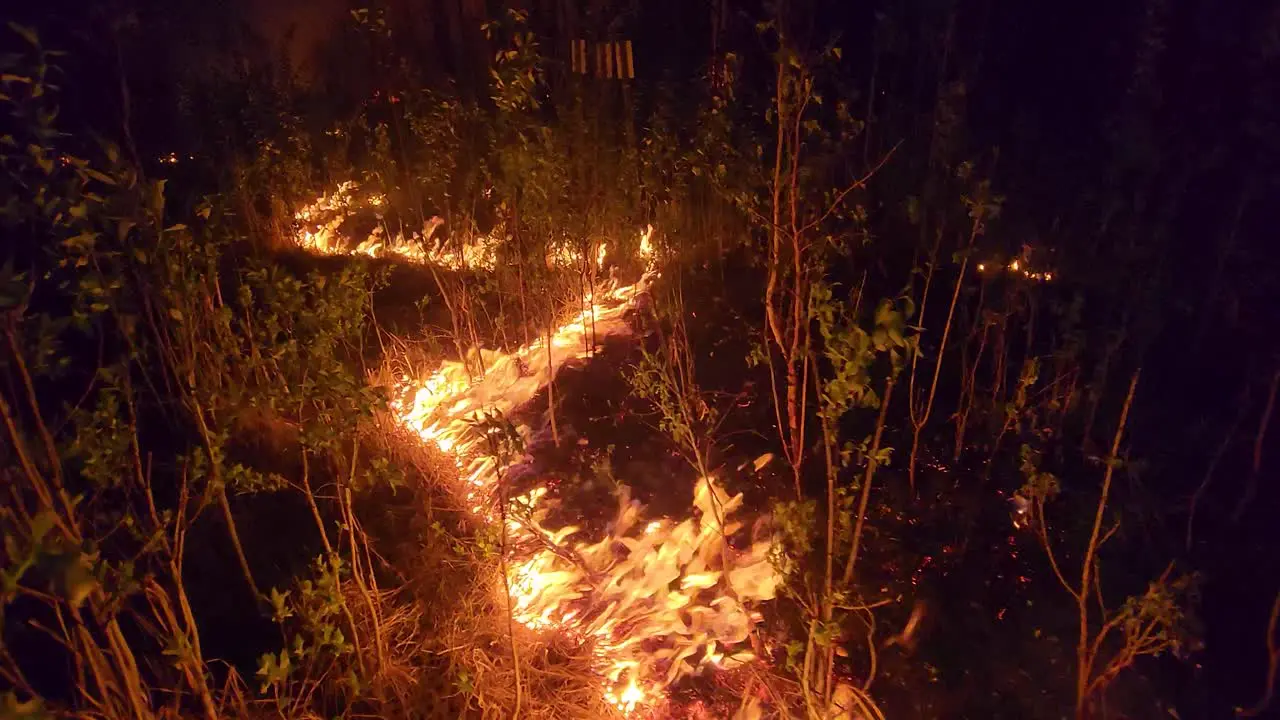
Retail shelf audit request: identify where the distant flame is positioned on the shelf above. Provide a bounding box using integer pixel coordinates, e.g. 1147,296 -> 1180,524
972,255 -> 1057,283
292,183 -> 612,271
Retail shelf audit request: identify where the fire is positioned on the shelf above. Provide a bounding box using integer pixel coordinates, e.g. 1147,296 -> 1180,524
292,182 -> 778,714
973,255 -> 1056,283
608,680 -> 647,714
390,269 -> 778,712
291,182 -> 614,271
639,225 -> 654,260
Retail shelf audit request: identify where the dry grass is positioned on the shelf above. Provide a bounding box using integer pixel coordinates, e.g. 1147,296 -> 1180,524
358,359 -> 810,720
439,563 -> 619,720
355,408 -> 614,719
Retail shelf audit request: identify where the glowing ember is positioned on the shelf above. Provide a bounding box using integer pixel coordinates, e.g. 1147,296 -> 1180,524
973,256 -> 1056,283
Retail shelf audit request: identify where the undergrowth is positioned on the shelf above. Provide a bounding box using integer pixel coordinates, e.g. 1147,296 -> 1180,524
0,33 -> 487,719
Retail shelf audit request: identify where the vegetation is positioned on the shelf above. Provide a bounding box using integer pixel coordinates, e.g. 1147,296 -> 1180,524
2,0 -> 1279,718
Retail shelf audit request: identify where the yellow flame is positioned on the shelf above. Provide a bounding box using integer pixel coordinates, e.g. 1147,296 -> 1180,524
294,183 -> 775,713
393,266 -> 774,713
394,314 -> 779,712
291,183 -> 627,274
639,225 -> 654,261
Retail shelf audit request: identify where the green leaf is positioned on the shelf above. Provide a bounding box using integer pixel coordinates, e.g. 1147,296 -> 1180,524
0,690 -> 47,718
149,179 -> 166,216
30,512 -> 54,544
61,555 -> 97,609
27,144 -> 52,174
61,232 -> 96,251
84,168 -> 116,185
269,587 -> 293,622
888,325 -> 905,347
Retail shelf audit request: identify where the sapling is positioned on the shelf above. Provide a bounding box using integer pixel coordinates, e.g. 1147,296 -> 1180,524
906,175 -> 999,492
1026,372 -> 1196,716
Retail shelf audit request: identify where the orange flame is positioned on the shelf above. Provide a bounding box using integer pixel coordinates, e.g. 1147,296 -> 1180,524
292,183 -> 616,271
294,183 -> 777,713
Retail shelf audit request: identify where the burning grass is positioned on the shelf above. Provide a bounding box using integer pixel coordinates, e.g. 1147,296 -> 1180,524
293,179 -> 783,715
386,310 -> 783,714
291,180 -> 639,272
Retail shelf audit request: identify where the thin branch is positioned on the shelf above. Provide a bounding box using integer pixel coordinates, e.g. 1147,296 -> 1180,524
1037,495 -> 1080,601
1239,589 -> 1280,717
842,371 -> 898,588
1076,370 -> 1140,716
1186,389 -> 1247,549
798,141 -> 902,237
1232,365 -> 1279,522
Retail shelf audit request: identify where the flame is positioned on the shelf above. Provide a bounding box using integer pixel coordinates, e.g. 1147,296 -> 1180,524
972,255 -> 1057,283
290,181 -> 494,267
395,272 -> 771,711
639,225 -> 654,261
292,182 -> 776,713
291,183 -> 614,272
389,267 -> 779,712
